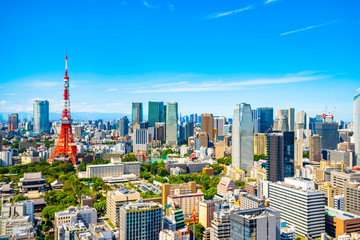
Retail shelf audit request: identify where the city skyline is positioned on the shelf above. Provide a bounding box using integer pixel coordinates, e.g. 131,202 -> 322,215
1,0 -> 359,120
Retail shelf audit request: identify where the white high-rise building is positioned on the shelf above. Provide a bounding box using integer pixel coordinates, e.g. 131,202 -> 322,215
354,93 -> 360,155
232,103 -> 254,170
0,150 -> 12,167
133,128 -> 149,153
269,178 -> 325,238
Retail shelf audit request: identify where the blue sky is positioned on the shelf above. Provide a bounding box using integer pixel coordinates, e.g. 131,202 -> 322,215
0,0 -> 359,121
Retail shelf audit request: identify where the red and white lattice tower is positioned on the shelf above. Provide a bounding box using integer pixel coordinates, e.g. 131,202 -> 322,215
47,55 -> 79,165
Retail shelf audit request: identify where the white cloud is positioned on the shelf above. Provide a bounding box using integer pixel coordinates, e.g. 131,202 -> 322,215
106,88 -> 120,92
206,5 -> 253,19
265,0 -> 277,4
357,88 -> 360,91
132,72 -> 328,93
168,3 -> 175,11
281,20 -> 341,36
0,100 -> 6,104
2,93 -> 16,96
143,0 -> 160,9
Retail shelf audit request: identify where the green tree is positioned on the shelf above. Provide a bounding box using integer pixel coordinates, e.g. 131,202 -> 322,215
190,223 -> 205,240
122,153 -> 137,162
12,194 -> 27,203
254,154 -> 267,161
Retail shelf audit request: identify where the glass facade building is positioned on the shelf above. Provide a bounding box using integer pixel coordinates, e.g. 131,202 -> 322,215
232,103 -> 254,170
131,102 -> 143,125
257,107 -> 273,133
166,102 -> 178,146
148,101 -> 164,127
354,93 -> 360,155
33,100 -> 49,134
118,116 -> 129,137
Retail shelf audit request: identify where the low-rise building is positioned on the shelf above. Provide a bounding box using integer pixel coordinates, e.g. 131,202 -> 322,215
325,206 -> 360,238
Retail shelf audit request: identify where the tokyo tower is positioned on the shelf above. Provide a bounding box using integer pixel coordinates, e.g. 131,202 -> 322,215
47,55 -> 79,165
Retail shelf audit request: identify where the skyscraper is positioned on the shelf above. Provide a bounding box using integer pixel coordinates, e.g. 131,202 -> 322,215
251,109 -> 260,133
201,114 -> 214,142
258,107 -> 273,133
131,102 -> 143,125
166,102 -> 178,146
184,121 -> 194,140
118,116 -> 129,137
266,133 -> 284,182
133,128 -> 149,153
148,101 -> 164,127
296,111 -> 307,130
314,121 -> 338,150
275,108 -> 295,132
213,116 -> 226,136
8,114 -> 18,132
283,131 -> 294,178
354,93 -> 360,155
309,134 -> 321,162
33,100 -> 50,134
232,103 -> 254,170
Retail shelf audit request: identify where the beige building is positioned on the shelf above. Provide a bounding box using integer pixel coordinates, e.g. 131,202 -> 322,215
227,167 -> 246,181
344,182 -> 360,215
309,135 -> 321,162
162,182 -> 197,207
294,139 -> 303,169
168,192 -> 204,216
254,133 -> 267,155
319,183 -> 342,208
106,190 -> 140,227
199,199 -> 222,228
215,142 -> 226,158
331,170 -> 360,190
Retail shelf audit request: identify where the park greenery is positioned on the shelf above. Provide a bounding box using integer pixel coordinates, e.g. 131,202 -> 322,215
254,154 -> 267,161
140,190 -> 161,199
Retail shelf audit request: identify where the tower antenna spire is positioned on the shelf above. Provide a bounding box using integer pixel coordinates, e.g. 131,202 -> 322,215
65,49 -> 68,77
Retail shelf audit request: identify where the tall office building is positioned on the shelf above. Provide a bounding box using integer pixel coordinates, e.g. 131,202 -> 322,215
166,102 -> 178,146
154,122 -> 166,142
8,114 -> 18,132
213,116 -> 226,136
344,182 -> 360,215
296,111 -> 307,129
201,114 -> 214,141
184,121 -> 194,140
33,100 -> 50,134
266,133 -> 284,182
148,101 -> 164,127
131,102 -> 143,125
74,126 -> 82,139
254,133 -> 267,155
119,201 -> 162,240
258,107 -> 273,133
283,131 -> 294,178
275,108 -> 295,132
314,121 -> 339,150
232,103 -> 254,170
354,93 -> 360,155
118,116 -> 129,137
294,139 -> 303,169
252,109 -> 260,133
269,178 -> 325,238
133,128 -> 149,153
309,134 -> 321,162
230,208 -> 281,240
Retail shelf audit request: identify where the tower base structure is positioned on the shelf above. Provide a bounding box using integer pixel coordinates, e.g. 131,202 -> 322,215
47,122 -> 78,165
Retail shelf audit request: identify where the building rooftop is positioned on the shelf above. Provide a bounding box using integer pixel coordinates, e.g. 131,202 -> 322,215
122,201 -> 161,212
325,206 -> 360,220
20,172 -> 45,182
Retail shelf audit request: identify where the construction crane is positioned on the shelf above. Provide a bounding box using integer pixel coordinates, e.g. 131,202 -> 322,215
192,195 -> 200,240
